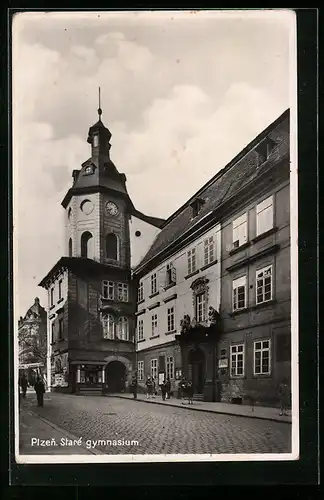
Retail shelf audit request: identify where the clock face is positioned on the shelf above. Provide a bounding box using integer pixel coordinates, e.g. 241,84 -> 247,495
106,201 -> 119,216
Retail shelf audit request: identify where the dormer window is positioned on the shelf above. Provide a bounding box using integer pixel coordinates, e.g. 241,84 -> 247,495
190,197 -> 205,218
84,164 -> 95,176
256,137 -> 276,166
93,134 -> 99,147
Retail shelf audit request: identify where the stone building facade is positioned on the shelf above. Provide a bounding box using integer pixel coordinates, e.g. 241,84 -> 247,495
39,108 -> 163,394
133,109 -> 291,406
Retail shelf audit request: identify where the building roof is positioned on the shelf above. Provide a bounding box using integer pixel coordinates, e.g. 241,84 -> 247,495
135,109 -> 290,273
18,297 -> 47,326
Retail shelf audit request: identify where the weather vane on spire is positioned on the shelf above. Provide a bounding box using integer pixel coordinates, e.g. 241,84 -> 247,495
98,86 -> 102,120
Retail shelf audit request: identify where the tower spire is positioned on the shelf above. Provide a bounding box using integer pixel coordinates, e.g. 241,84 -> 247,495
98,86 -> 102,121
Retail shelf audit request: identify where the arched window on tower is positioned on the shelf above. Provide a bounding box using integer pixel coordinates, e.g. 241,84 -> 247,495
68,238 -> 72,257
106,233 -> 118,260
102,314 -> 115,340
81,231 -> 93,258
116,316 -> 129,341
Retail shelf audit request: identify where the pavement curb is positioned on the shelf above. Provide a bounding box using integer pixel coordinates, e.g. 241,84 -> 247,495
27,409 -> 105,455
110,395 -> 292,424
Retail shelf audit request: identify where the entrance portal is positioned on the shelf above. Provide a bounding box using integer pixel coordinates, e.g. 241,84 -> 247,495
188,347 -> 205,394
105,361 -> 127,393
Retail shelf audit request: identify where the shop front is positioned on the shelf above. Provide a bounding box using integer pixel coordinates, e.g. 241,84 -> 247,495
72,363 -> 106,395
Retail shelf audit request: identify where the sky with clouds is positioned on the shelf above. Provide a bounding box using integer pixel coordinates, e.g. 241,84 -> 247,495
12,9 -> 295,320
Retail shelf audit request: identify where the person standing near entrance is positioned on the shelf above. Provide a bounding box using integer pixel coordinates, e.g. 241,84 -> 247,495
131,376 -> 137,399
165,377 -> 171,399
145,376 -> 153,399
180,377 -> 188,404
186,380 -> 194,405
160,379 -> 167,401
34,376 -> 45,407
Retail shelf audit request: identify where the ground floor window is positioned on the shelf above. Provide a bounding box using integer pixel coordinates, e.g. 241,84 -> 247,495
254,339 -> 271,375
230,344 -> 244,377
166,356 -> 175,380
151,358 -> 158,380
138,361 -> 144,381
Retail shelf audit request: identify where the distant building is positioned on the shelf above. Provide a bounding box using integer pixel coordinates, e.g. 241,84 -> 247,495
39,106 -> 163,395
133,109 -> 290,406
18,297 -> 47,384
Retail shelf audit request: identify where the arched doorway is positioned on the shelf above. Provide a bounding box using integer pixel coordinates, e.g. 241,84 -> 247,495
188,347 -> 205,394
105,361 -> 126,393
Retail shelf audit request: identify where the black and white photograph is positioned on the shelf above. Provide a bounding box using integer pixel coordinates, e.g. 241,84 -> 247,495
13,9 -> 298,464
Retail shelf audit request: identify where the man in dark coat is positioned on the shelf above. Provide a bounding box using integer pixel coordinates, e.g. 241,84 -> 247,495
131,376 -> 137,399
160,379 -> 167,401
165,377 -> 171,399
34,377 -> 45,407
20,374 -> 28,398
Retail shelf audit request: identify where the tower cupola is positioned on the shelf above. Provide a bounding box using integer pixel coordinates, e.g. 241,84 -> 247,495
87,87 -> 112,157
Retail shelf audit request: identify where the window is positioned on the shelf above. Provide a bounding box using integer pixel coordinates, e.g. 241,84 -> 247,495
256,265 -> 273,304
254,340 -> 271,375
93,134 -> 99,147
187,248 -> 196,275
191,198 -> 205,218
117,316 -> 129,341
138,361 -> 144,381
81,231 -> 93,258
230,344 -> 244,377
151,314 -> 158,337
167,306 -> 175,332
151,273 -> 157,295
102,280 -> 114,300
233,213 -> 247,248
106,233 -> 118,260
58,280 -> 63,300
233,276 -> 246,311
50,288 -> 54,307
204,236 -> 215,265
117,283 -> 128,302
102,314 -> 115,340
151,359 -> 158,380
68,238 -> 72,257
137,319 -> 144,341
138,281 -> 144,302
196,293 -> 206,322
166,356 -> 175,380
256,196 -> 273,236
58,318 -> 63,340
166,263 -> 176,286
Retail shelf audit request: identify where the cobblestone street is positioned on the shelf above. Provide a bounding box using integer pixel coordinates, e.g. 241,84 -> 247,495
19,392 -> 291,456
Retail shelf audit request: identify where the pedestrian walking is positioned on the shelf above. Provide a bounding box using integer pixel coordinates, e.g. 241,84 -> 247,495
278,377 -> 290,416
180,377 -> 187,404
145,376 -> 153,399
20,373 -> 28,399
165,377 -> 171,399
131,376 -> 137,399
160,379 -> 167,401
34,376 -> 45,407
187,380 -> 194,405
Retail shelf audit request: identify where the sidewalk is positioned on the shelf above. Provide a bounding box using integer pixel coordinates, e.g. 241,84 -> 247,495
18,398 -> 103,456
110,393 -> 292,424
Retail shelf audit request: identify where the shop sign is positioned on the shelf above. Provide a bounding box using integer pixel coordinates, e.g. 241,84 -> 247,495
218,358 -> 228,368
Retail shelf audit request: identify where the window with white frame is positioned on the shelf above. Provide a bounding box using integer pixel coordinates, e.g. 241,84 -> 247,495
256,195 -> 273,236
166,262 -> 176,286
151,358 -> 158,380
102,314 -> 115,339
166,356 -> 175,380
256,265 -> 273,304
150,273 -> 157,295
233,276 -> 247,311
50,287 -> 54,307
230,344 -> 245,377
117,283 -> 128,302
137,319 -> 144,341
204,236 -> 215,265
167,306 -> 175,332
138,360 -> 144,381
138,281 -> 144,302
102,280 -> 114,300
254,339 -> 271,375
187,248 -> 197,274
151,314 -> 158,337
117,316 -> 129,341
232,213 -> 247,248
196,293 -> 206,322
58,279 -> 63,300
